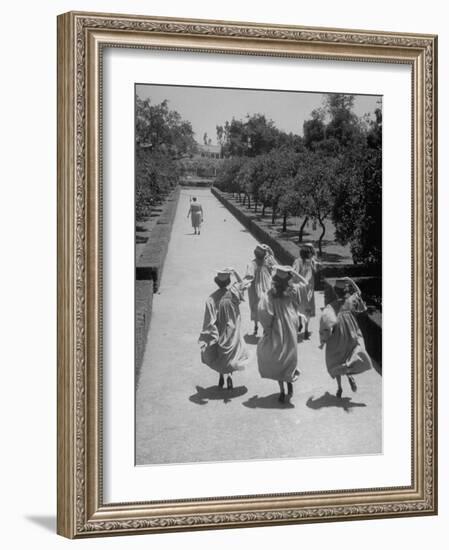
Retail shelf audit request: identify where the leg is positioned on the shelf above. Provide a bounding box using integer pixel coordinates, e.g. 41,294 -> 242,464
304,317 -> 311,340
218,373 -> 224,388
287,382 -> 293,396
336,375 -> 343,398
227,374 -> 233,390
278,381 -> 285,402
253,322 -> 258,336
347,375 -> 357,392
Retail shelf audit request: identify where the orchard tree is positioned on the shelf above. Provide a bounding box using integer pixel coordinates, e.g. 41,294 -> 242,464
136,97 -> 197,157
295,152 -> 339,255
303,108 -> 326,149
323,93 -> 362,148
216,114 -> 293,158
332,107 -> 382,264
215,157 -> 246,198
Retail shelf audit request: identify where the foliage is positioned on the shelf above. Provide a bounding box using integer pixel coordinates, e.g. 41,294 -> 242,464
136,97 -> 197,157
331,107 -> 382,264
178,157 -> 223,178
215,157 -> 246,193
135,97 -> 197,222
214,93 -> 382,265
136,150 -> 181,222
293,151 -> 340,253
216,114 -> 301,158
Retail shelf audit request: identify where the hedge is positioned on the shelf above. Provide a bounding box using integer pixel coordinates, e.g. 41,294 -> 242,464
136,186 -> 181,291
135,279 -> 154,386
135,186 -> 181,384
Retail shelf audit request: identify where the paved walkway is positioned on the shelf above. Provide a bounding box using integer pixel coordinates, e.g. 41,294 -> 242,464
136,188 -> 382,465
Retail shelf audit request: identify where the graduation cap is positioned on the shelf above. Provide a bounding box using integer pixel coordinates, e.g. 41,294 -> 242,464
301,242 -> 316,253
334,277 -> 361,295
254,244 -> 271,255
272,265 -> 294,280
215,268 -> 233,282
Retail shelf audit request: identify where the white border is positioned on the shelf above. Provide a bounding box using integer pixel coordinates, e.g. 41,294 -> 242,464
103,48 -> 411,503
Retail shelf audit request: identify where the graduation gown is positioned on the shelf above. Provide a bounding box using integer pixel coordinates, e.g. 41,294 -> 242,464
292,257 -> 317,318
198,283 -> 249,374
245,256 -> 275,322
256,284 -> 305,382
319,294 -> 373,379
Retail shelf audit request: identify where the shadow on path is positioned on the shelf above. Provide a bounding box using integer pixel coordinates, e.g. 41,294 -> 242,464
242,393 -> 295,410
306,392 -> 366,413
189,385 -> 248,405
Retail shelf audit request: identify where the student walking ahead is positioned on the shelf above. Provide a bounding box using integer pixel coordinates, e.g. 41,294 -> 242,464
187,196 -> 203,235
198,268 -> 250,390
245,244 -> 275,336
256,265 -> 308,403
319,277 -> 373,398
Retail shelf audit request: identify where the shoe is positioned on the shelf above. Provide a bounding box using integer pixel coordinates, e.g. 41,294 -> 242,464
278,391 -> 286,403
336,388 -> 343,399
227,376 -> 233,390
304,331 -> 311,340
287,382 -> 293,396
348,376 -> 357,393
218,374 -> 224,388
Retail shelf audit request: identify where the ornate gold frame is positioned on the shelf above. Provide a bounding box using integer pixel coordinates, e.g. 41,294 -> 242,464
57,11 -> 438,538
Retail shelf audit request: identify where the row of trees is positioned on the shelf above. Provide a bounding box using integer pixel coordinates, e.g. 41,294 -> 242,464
136,97 -> 197,221
215,95 -> 382,264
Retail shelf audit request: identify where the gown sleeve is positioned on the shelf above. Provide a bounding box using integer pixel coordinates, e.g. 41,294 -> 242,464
347,293 -> 368,314
198,297 -> 219,345
244,261 -> 255,282
257,291 -> 274,331
265,253 -> 276,270
289,282 -> 308,311
319,304 -> 338,345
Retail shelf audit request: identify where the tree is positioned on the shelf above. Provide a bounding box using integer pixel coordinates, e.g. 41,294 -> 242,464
215,157 -> 246,198
135,97 -> 197,222
332,109 -> 382,264
136,97 -> 197,157
216,113 -> 294,158
323,93 -> 363,149
294,152 -> 339,255
303,108 -> 326,149
301,93 -> 382,264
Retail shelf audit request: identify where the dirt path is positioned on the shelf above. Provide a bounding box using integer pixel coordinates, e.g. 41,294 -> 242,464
136,187 -> 382,465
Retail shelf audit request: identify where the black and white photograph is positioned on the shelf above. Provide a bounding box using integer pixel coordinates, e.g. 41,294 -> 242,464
135,83 -> 382,466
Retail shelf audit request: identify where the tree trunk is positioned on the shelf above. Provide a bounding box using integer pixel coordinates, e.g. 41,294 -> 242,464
262,204 -> 266,217
318,216 -> 326,256
282,213 -> 287,232
271,205 -> 277,225
254,199 -> 258,213
247,193 -> 251,209
298,216 -> 309,243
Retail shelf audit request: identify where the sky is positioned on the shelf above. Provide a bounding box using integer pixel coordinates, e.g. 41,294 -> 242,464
136,83 -> 381,145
